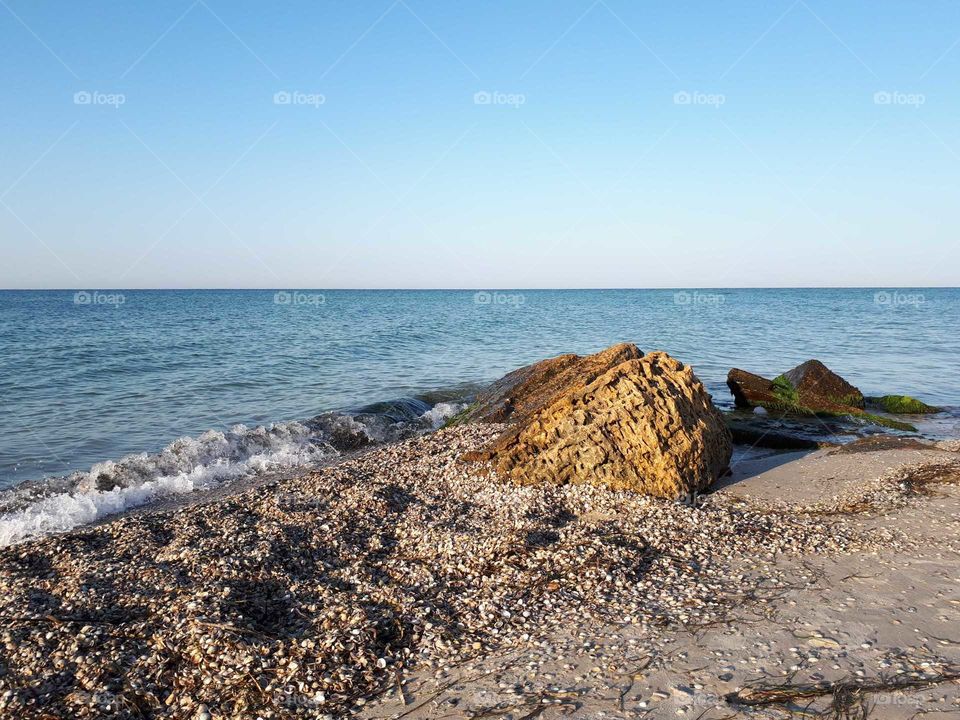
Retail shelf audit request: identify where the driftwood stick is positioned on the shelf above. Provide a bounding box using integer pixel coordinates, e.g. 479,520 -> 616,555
725,668 -> 960,707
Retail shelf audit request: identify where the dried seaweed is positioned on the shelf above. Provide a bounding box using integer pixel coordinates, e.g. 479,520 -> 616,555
726,666 -> 960,716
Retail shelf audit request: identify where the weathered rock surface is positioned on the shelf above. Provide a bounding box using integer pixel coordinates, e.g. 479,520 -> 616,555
456,342 -> 644,425
781,359 -> 864,408
727,368 -> 782,410
464,349 -> 732,499
726,361 -> 926,432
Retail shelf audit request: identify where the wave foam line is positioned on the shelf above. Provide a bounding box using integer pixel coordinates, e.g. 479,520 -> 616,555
0,401 -> 468,547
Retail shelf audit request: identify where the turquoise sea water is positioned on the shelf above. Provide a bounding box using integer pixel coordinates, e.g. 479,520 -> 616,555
1,288 -> 958,543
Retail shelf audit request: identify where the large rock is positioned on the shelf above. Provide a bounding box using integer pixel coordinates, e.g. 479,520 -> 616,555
457,342 -> 644,425
464,348 -> 732,499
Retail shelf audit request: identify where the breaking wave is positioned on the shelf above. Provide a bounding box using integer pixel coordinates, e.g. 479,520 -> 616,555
0,399 -> 467,547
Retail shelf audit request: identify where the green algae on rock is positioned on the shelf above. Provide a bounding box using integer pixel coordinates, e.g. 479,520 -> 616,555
866,395 -> 940,414
727,361 -> 922,433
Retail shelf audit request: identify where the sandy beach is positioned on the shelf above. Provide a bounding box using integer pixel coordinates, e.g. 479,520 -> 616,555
364,439 -> 960,720
1,426 -> 957,719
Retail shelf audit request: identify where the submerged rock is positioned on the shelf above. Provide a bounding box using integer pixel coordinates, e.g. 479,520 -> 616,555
724,417 -> 834,450
866,395 -> 940,414
828,435 -> 935,454
464,348 -> 732,499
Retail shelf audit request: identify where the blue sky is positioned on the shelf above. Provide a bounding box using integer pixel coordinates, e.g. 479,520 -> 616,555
1,0 -> 958,288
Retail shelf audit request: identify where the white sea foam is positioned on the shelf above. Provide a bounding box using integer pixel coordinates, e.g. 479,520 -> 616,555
0,401 -> 470,547
0,421 -> 337,547
420,401 -> 467,428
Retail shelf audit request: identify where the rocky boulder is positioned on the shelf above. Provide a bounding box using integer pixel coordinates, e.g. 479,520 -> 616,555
463,348 -> 732,500
726,368 -> 783,410
728,360 -> 863,414
781,360 -> 864,408
455,342 -> 644,425
726,360 -> 928,432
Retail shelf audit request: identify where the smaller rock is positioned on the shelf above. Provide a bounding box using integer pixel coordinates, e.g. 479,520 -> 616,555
781,359 -> 864,408
726,362 -> 918,432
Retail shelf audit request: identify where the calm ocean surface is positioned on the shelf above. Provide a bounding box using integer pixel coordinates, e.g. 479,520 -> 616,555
1,288 -> 958,544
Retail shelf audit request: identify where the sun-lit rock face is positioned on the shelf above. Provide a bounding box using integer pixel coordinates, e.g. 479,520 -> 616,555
464,347 -> 732,499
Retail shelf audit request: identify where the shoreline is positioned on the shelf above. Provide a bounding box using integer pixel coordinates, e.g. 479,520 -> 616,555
0,400 -> 469,547
0,425 -> 958,718
92,431 -> 960,537
29,422 -> 959,545
6,396 -> 954,550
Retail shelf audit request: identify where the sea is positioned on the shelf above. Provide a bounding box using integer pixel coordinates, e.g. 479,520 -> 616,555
1,288 -> 958,545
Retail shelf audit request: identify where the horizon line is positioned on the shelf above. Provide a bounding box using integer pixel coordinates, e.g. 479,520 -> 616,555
0,286 -> 958,292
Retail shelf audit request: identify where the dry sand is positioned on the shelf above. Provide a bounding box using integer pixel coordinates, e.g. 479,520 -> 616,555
363,440 -> 960,720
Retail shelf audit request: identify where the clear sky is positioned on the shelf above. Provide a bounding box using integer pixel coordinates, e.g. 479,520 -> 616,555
1,1 -> 958,288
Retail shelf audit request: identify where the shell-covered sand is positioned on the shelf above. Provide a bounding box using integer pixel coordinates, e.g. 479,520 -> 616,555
0,426 -> 958,719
